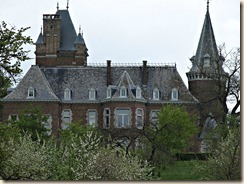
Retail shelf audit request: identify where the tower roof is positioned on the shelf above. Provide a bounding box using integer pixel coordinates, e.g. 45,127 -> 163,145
74,33 -> 85,45
35,32 -> 44,44
190,3 -> 220,72
56,9 -> 77,51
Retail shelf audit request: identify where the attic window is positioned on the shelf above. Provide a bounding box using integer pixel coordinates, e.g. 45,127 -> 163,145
120,86 -> 127,98
106,87 -> 111,98
171,88 -> 179,101
203,54 -> 211,67
64,88 -> 71,100
136,86 -> 142,99
153,88 -> 159,100
89,88 -> 96,100
27,87 -> 35,98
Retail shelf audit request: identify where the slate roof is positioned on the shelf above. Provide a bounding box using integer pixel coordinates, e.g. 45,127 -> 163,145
3,65 -> 198,104
3,65 -> 59,102
190,8 -> 219,73
56,10 -> 77,51
36,32 -> 44,45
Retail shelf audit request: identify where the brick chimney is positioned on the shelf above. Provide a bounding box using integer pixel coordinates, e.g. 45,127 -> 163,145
107,60 -> 112,86
142,60 -> 147,86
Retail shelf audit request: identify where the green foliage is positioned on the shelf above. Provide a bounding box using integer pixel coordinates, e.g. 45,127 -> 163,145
142,105 -> 198,166
0,122 -> 153,180
0,21 -> 33,83
10,105 -> 50,141
194,125 -> 241,180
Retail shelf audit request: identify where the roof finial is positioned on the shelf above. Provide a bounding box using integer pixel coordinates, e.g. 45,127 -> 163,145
57,2 -> 59,10
41,26 -> 42,34
207,0 -> 210,11
79,25 -> 81,34
66,0 -> 69,10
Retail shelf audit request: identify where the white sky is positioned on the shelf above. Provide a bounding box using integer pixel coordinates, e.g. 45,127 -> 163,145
0,0 -> 240,87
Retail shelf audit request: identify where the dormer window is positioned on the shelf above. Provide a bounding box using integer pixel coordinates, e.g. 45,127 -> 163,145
120,86 -> 127,98
106,87 -> 111,98
203,54 -> 211,67
153,88 -> 159,100
171,88 -> 179,101
64,88 -> 71,100
89,88 -> 96,100
27,87 -> 35,98
136,86 -> 142,99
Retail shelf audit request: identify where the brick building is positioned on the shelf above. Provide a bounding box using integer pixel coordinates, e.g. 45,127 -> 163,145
2,2 -> 226,152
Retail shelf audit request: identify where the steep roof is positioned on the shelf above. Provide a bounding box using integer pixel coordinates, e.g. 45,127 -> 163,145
39,65 -> 198,104
190,7 -> 219,72
56,10 -> 77,51
2,65 -> 59,102
35,32 -> 44,44
74,33 -> 86,45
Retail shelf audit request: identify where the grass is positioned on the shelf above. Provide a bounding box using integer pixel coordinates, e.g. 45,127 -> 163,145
157,160 -> 205,180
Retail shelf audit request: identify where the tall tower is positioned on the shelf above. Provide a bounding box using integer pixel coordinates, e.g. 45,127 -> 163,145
186,1 -> 227,125
35,5 -> 88,67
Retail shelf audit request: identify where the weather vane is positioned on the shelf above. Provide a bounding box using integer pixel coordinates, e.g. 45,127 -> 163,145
206,0 -> 211,11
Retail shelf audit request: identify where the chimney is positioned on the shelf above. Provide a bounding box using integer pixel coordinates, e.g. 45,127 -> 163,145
142,60 -> 147,86
107,60 -> 112,86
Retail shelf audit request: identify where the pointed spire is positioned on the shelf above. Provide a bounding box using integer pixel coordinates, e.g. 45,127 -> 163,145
66,0 -> 69,10
36,26 -> 44,45
57,2 -> 59,10
190,1 -> 219,72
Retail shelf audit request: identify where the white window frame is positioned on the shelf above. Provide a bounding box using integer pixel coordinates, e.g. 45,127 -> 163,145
115,108 -> 131,128
136,108 -> 144,129
153,88 -> 159,100
171,88 -> 179,101
119,86 -> 127,98
87,110 -> 97,127
103,108 -> 110,128
89,88 -> 96,100
42,114 -> 52,136
106,87 -> 111,98
61,109 -> 72,129
136,86 -> 142,99
27,87 -> 35,99
64,88 -> 71,100
8,114 -> 19,122
150,110 -> 160,125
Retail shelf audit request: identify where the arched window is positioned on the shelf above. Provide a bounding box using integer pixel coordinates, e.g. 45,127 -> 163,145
64,88 -> 71,100
120,86 -> 127,98
171,88 -> 179,101
27,87 -> 35,98
136,86 -> 141,99
153,88 -> 159,100
89,88 -> 96,100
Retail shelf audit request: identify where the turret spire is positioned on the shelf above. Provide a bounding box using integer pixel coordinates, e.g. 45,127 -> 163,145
207,0 -> 210,12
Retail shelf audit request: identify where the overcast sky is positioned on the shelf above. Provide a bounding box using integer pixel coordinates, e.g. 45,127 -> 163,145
0,0 -> 240,86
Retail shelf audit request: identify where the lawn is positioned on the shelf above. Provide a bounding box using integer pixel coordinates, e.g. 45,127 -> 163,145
158,160 -> 205,180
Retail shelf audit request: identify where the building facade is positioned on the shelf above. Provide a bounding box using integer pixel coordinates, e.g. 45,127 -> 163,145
2,2 -> 226,152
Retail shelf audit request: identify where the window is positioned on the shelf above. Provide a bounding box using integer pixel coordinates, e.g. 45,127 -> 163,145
27,87 -> 35,98
115,109 -> 131,128
120,86 -> 127,98
116,138 -> 130,148
136,108 -> 144,129
171,88 -> 179,101
135,138 -> 144,149
103,108 -> 110,128
8,114 -> 19,122
153,88 -> 159,100
61,109 -> 72,129
106,87 -> 111,98
203,54 -> 211,67
64,88 -> 71,100
150,110 -> 159,125
89,88 -> 96,100
136,86 -> 141,99
42,114 -> 52,136
87,110 -> 97,127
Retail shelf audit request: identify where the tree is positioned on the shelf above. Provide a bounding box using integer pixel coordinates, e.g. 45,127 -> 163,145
10,105 -> 50,141
0,21 -> 33,96
142,105 -> 198,166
